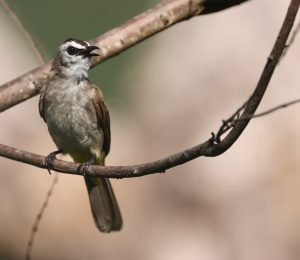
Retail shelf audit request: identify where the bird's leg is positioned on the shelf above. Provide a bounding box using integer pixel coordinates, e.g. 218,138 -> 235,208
45,149 -> 63,175
79,155 -> 97,176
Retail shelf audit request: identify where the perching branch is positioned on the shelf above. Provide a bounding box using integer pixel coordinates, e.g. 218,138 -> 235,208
0,0 -> 251,113
0,0 -> 299,178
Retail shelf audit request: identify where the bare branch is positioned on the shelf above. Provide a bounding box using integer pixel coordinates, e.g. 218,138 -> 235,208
0,142 -> 212,178
214,97 -> 300,135
0,0 -> 298,178
281,19 -> 300,60
0,0 -> 251,113
207,0 -> 300,154
239,98 -> 300,120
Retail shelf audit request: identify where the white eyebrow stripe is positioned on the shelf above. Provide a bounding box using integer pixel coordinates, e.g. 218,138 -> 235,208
69,41 -> 85,49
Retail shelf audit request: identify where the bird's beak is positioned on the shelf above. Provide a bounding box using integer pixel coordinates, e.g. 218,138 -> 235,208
80,45 -> 100,57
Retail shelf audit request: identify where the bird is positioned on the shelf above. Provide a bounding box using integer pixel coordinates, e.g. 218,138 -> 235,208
39,38 -> 122,232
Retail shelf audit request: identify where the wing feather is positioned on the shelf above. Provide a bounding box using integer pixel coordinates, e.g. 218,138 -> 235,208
91,84 -> 111,155
39,90 -> 46,122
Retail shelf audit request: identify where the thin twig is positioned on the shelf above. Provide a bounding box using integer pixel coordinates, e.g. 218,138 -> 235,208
281,19 -> 300,60
0,0 -> 45,63
237,98 -> 300,121
214,101 -> 247,143
25,174 -> 59,260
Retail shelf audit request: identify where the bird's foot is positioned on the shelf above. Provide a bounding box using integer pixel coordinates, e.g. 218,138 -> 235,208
79,155 -> 96,176
45,149 -> 63,175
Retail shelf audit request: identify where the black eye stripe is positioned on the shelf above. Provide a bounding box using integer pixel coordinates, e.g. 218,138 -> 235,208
66,46 -> 80,56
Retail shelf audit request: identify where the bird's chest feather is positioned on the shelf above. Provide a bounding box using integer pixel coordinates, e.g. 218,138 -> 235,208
44,82 -> 99,152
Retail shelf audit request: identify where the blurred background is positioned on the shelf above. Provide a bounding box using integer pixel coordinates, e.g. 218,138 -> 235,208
1,0 -> 300,259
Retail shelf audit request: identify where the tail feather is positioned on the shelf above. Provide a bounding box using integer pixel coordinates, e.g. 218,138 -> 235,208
71,153 -> 122,232
84,176 -> 122,232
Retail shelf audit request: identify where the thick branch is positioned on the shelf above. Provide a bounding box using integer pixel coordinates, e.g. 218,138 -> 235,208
0,0 -> 251,112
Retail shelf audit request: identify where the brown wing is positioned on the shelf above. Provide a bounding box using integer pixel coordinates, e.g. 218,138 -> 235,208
92,84 -> 111,155
39,90 -> 46,122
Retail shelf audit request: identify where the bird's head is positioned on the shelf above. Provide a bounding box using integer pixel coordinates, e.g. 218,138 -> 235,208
52,38 -> 100,81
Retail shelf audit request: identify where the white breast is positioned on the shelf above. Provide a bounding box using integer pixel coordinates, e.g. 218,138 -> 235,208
44,80 -> 103,157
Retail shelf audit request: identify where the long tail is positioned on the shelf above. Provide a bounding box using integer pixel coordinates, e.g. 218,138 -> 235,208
84,160 -> 122,232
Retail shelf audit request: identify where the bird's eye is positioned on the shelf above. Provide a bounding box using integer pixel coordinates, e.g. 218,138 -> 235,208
66,46 -> 78,55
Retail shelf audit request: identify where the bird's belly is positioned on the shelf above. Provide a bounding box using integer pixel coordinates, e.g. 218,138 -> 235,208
45,102 -> 102,156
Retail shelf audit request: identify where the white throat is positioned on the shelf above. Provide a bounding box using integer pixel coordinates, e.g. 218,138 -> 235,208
61,61 -> 90,81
